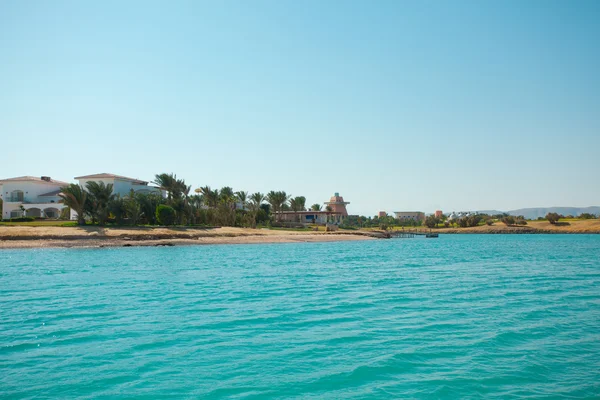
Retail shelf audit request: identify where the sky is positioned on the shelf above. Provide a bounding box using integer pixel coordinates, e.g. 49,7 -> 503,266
1,0 -> 599,216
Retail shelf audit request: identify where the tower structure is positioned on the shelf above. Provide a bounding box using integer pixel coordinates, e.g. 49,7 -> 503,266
324,192 -> 350,216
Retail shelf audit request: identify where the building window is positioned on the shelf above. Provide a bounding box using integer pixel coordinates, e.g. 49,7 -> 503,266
10,190 -> 24,202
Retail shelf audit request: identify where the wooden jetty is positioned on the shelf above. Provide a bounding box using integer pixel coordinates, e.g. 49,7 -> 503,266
389,229 -> 439,238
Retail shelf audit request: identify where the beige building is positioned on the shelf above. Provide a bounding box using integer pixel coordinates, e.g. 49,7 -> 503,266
324,192 -> 350,216
394,211 -> 425,222
275,193 -> 350,225
276,210 -> 345,225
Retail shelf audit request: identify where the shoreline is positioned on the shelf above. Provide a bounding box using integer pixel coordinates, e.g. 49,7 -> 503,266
1,221 -> 599,249
393,219 -> 600,235
0,226 -> 379,249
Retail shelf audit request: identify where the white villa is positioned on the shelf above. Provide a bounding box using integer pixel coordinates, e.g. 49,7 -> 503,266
70,173 -> 164,220
74,173 -> 163,196
0,173 -> 165,221
0,176 -> 69,219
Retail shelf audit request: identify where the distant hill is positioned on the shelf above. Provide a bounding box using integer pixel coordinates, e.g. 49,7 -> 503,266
477,207 -> 600,220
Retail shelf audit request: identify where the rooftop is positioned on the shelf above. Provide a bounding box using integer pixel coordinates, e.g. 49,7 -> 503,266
0,176 -> 69,186
324,192 -> 350,205
74,173 -> 148,185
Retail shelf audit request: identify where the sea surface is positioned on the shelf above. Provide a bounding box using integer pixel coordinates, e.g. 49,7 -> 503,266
1,235 -> 600,399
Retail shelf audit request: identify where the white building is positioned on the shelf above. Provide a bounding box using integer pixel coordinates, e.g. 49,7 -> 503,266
0,176 -> 68,220
71,173 -> 164,220
74,173 -> 163,197
447,211 -> 475,221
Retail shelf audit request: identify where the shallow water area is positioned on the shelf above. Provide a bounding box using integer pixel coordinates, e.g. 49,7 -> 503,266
1,235 -> 599,398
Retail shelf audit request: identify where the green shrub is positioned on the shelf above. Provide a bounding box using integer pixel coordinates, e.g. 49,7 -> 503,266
424,215 -> 438,228
255,208 -> 269,224
10,217 -> 36,222
156,204 -> 176,226
546,212 -> 560,224
339,224 -> 358,230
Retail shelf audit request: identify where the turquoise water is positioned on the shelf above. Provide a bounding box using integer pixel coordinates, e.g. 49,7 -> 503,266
1,235 -> 600,399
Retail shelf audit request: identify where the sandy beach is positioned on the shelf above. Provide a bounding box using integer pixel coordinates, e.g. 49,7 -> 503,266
0,226 -> 379,249
1,219 -> 599,249
432,219 -> 600,234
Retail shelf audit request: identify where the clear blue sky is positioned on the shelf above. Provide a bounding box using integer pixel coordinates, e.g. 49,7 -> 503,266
1,0 -> 598,216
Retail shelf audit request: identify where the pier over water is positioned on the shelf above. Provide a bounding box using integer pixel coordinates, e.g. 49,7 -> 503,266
390,229 -> 439,238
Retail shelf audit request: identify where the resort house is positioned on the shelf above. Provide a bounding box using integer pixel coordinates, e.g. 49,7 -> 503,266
393,211 -> 425,222
74,173 -> 163,196
70,173 -> 164,220
0,176 -> 69,220
276,193 -> 350,225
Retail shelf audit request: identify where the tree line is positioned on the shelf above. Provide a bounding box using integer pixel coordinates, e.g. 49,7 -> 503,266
57,173 -> 330,227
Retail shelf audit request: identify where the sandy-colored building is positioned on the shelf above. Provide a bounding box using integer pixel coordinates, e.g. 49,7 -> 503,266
276,210 -> 345,224
378,211 -> 387,218
435,210 -> 443,218
324,193 -> 350,216
393,211 -> 425,222
276,193 -> 350,225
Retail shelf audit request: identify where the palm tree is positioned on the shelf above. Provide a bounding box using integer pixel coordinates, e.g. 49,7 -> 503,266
235,191 -> 248,210
199,186 -> 216,208
135,192 -> 163,225
213,187 -> 235,226
267,191 -> 279,218
296,196 -> 306,211
289,196 -> 306,222
290,196 -> 306,211
199,186 -> 221,208
187,194 -> 204,225
289,198 -> 300,212
249,192 -> 265,212
267,191 -> 290,221
310,203 -> 322,211
85,181 -> 115,225
173,180 -> 191,224
153,173 -> 177,202
247,192 -> 266,228
189,194 -> 204,209
59,184 -> 88,225
124,190 -> 142,225
220,187 -> 234,206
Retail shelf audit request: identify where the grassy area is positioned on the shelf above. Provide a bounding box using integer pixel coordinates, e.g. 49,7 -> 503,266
0,220 -> 78,227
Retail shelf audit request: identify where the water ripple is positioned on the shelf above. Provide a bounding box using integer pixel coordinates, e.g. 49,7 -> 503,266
1,235 -> 600,398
